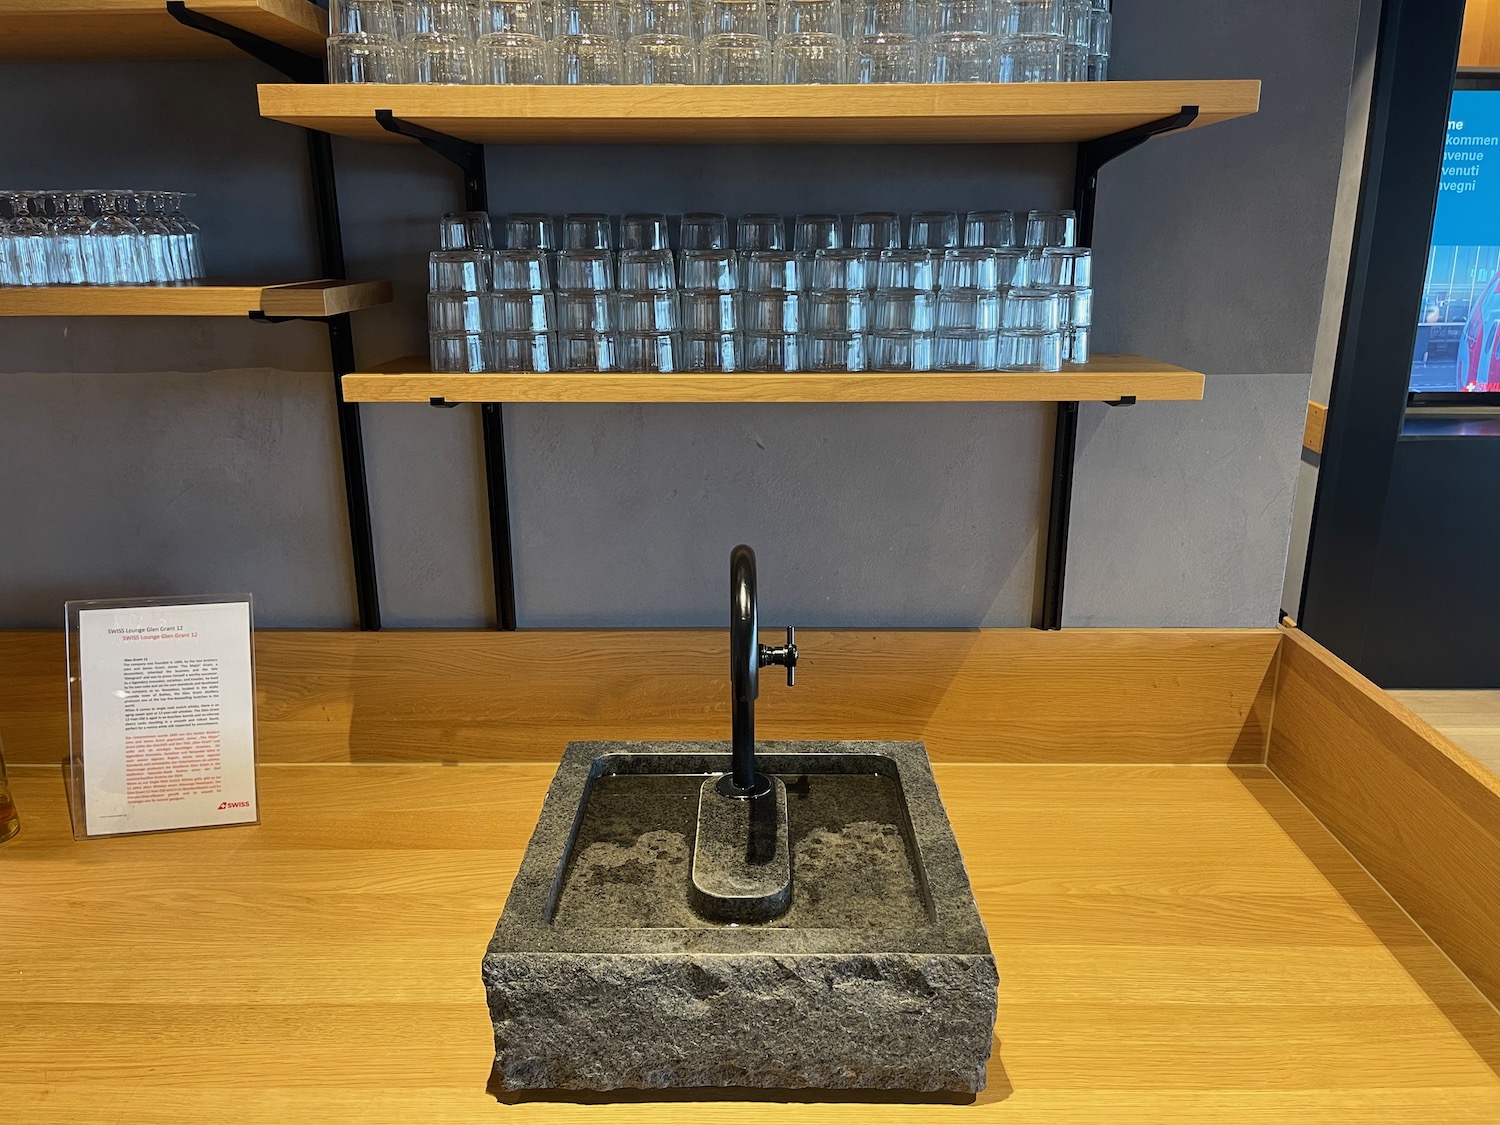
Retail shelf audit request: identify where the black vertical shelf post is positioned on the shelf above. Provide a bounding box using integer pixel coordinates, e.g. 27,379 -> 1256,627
166,1 -> 383,630
373,111 -> 519,631
1033,105 -> 1201,630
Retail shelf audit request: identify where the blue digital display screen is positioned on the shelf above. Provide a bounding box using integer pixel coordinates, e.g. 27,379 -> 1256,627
1411,89 -> 1500,394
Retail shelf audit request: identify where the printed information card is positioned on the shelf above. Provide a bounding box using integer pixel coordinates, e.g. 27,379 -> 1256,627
70,598 -> 258,838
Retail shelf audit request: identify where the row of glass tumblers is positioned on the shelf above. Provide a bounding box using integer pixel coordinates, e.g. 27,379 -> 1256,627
428,246 -> 1092,372
328,0 -> 1111,85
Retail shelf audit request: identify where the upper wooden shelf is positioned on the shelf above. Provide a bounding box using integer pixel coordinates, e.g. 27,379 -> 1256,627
0,280 -> 393,317
257,80 -> 1262,145
0,0 -> 327,61
342,354 -> 1205,404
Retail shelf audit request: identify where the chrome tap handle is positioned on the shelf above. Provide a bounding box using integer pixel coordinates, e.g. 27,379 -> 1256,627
760,626 -> 798,688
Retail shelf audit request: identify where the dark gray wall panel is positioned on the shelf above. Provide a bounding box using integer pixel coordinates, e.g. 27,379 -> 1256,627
1066,373 -> 1309,627
506,402 -> 1048,628
1096,1 -> 1363,374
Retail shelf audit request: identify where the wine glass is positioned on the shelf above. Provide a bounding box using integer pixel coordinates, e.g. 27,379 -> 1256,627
48,191 -> 93,284
164,192 -> 204,280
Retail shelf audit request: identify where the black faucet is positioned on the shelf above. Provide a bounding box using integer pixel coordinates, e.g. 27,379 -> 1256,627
719,544 -> 797,800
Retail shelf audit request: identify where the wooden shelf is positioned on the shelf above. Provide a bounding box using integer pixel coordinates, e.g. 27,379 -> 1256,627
342,354 -> 1205,404
257,80 -> 1262,145
0,0 -> 327,61
0,279 -> 393,317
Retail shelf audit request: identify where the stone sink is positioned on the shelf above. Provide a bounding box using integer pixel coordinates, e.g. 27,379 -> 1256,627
482,739 -> 999,1094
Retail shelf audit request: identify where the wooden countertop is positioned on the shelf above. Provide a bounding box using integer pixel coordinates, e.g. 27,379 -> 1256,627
6,760 -> 1500,1122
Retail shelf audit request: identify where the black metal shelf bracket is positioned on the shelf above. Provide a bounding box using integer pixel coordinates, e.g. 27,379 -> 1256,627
373,111 -> 489,212
1035,106 -> 1201,632
374,110 -> 515,630
164,2 -> 322,83
164,2 -> 383,631
1107,395 -> 1137,408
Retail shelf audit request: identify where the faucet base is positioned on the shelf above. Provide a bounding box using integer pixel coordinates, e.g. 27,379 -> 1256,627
690,775 -> 791,923
715,770 -> 773,801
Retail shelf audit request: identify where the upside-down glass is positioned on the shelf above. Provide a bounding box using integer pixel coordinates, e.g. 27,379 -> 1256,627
1034,245 -> 1091,286
441,211 -> 494,250
430,248 -> 491,291
131,192 -> 178,282
1009,0 -> 1061,36
333,0 -> 399,34
502,212 -> 556,251
555,248 -> 617,370
803,248 -> 867,372
934,247 -> 1000,370
736,212 -> 787,251
623,0 -> 698,83
554,0 -> 622,82
850,211 -> 900,290
849,0 -> 921,83
869,247 -> 936,371
907,210 -> 959,253
562,212 -> 614,250
487,248 -> 555,371
431,332 -> 488,372
477,0 -> 552,83
87,192 -> 146,285
775,0 -> 845,84
164,192 -> 204,280
46,192 -> 89,284
742,250 -> 801,370
680,213 -> 729,251
794,212 -> 844,252
404,0 -> 476,83
616,248 -> 679,372
701,0 -> 772,83
680,249 -> 741,371
1088,2 -> 1110,80
5,192 -> 53,286
963,209 -> 1015,248
1025,208 -> 1076,248
621,212 -> 673,251
328,32 -> 405,83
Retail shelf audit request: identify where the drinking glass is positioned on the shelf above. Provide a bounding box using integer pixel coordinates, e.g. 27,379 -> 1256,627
998,329 -> 1062,371
562,213 -> 614,250
736,212 -> 786,251
131,192 -> 178,283
554,0 -> 621,82
1011,33 -> 1061,81
431,332 -> 488,372
441,211 -> 494,250
486,249 -> 555,371
334,0 -> 399,34
1057,40 -> 1087,80
86,192 -> 146,285
742,250 -> 800,370
925,33 -> 995,82
5,192 -> 54,286
1060,0 -> 1089,45
1001,286 -> 1061,331
617,247 -> 677,292
993,247 -> 1031,287
0,735 -> 18,845
48,191 -> 92,284
907,210 -> 959,253
679,249 -> 740,371
876,247 -> 936,291
1034,245 -> 1091,286
850,211 -> 900,290
1087,1 -> 1110,80
774,0 -> 844,84
680,212 -> 729,251
556,247 -> 615,289
1009,0 -> 1060,36
617,249 -> 679,371
849,0 -> 921,83
964,209 -> 1015,248
1025,208 -> 1075,248
794,212 -> 844,252
1064,327 -> 1090,364
870,246 -> 935,372
429,292 -> 488,331
934,248 -> 1000,371
502,212 -> 556,251
477,0 -> 552,83
803,249 -> 867,372
163,192 -> 203,280
621,212 -> 672,251
430,248 -> 491,291
403,0 -> 475,82
700,0 -> 772,83
328,34 -> 405,82
623,0 -> 698,83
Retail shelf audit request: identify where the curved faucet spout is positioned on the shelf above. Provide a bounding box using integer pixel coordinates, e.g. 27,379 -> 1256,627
722,545 -> 798,800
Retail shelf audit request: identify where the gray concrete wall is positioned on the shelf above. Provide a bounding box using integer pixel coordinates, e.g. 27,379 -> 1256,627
0,1 -> 1362,629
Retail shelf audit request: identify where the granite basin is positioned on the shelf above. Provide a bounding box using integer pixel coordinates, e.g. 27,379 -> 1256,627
482,740 -> 999,1094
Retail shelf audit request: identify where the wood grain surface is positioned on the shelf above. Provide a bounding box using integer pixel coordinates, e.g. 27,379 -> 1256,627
3,760 -> 1498,1123
342,354 -> 1206,404
0,628 -> 1280,766
257,80 -> 1262,145
1268,626 -> 1500,1007
0,279 -> 390,317
1393,689 -> 1500,776
1302,400 -> 1327,454
0,0 -> 326,60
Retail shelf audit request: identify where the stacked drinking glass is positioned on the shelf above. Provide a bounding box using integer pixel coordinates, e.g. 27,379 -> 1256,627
0,190 -> 204,286
425,207 -> 1092,373
330,0 -> 1111,84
